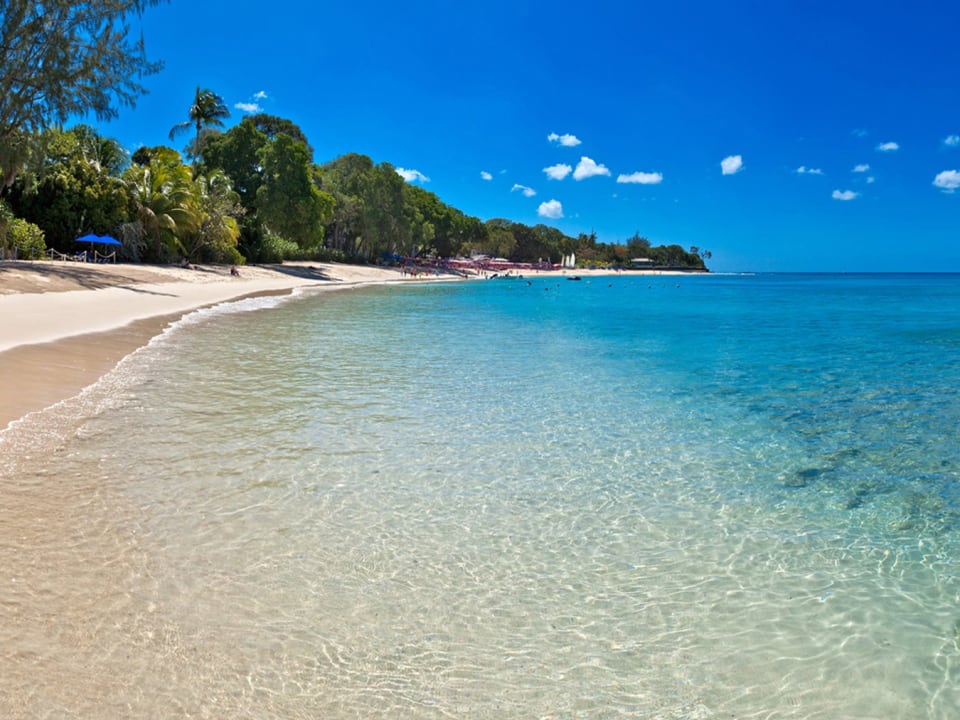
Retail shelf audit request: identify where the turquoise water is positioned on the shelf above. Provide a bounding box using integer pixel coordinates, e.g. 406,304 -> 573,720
3,273 -> 960,718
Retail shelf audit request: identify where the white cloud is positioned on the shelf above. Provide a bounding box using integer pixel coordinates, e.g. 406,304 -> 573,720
876,141 -> 899,152
548,132 -> 582,147
480,171 -> 493,181
832,189 -> 859,200
852,129 -> 868,137
617,171 -> 663,185
853,164 -> 871,173
236,91 -> 268,114
944,135 -> 960,147
511,183 -> 537,197
543,163 -> 573,180
796,166 -> 824,175
396,167 -> 430,183
573,156 -> 611,181
933,170 -> 960,193
721,155 -> 744,175
866,176 -> 875,184
537,199 -> 563,219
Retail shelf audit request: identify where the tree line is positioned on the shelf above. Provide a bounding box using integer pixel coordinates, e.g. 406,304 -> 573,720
0,2 -> 708,270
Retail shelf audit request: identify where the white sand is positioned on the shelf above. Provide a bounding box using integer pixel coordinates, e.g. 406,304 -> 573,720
0,261 -> 463,427
0,261 -> 460,353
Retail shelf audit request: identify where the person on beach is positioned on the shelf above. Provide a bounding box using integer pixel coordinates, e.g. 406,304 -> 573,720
230,265 -> 240,277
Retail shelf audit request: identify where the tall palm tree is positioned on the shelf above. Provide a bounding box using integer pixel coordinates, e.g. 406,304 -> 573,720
169,86 -> 230,166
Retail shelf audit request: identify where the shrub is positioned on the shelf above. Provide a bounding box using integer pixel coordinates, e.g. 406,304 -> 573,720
0,201 -> 47,259
258,233 -> 300,263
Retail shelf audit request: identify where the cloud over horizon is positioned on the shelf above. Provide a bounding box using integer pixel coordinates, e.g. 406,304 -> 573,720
573,156 -> 611,181
396,167 -> 430,183
617,171 -> 663,185
511,183 -> 536,197
538,199 -> 563,218
721,155 -> 744,175
543,163 -> 573,180
548,132 -> 582,147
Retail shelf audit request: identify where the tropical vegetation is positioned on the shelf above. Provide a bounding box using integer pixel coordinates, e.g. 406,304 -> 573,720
0,0 -> 708,270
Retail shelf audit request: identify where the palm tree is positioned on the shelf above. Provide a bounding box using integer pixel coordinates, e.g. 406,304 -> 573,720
169,86 -> 230,166
183,169 -> 242,262
124,147 -> 198,261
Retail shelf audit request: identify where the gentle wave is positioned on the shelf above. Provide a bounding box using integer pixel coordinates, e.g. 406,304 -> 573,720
3,274 -> 960,718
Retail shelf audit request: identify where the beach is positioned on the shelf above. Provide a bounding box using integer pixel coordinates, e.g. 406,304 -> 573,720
0,260 -> 455,429
0,260 -> 675,430
2,271 -> 959,717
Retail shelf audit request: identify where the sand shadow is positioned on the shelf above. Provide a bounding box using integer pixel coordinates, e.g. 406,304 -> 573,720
257,264 -> 340,282
0,261 -> 159,292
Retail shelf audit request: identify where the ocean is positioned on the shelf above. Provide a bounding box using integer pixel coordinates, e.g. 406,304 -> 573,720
2,272 -> 960,718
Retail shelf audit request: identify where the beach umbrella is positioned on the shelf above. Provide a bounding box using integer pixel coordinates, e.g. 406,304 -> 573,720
75,233 -> 121,261
76,233 -> 122,246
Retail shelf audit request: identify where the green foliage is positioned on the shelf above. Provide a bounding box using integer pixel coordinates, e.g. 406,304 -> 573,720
472,219 -> 707,269
316,153 -> 487,261
626,232 -> 651,258
257,233 -> 301,264
182,170 -> 243,262
204,117 -> 333,260
0,93 -> 710,270
0,129 -> 32,188
123,146 -> 197,262
0,1 -> 167,185
169,87 -> 230,164
201,118 -> 267,209
247,114 -> 312,156
6,126 -> 131,247
0,200 -> 46,258
256,134 -> 332,250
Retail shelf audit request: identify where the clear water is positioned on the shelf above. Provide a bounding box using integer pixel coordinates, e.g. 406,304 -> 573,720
3,273 -> 960,718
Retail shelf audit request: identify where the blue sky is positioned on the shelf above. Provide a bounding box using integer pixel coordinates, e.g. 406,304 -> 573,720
93,0 -> 960,272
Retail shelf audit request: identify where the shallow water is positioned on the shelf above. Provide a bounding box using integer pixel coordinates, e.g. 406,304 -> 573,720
3,274 -> 960,718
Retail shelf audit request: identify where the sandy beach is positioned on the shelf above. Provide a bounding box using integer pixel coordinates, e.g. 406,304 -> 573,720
0,260 -> 686,430
0,260 -> 464,430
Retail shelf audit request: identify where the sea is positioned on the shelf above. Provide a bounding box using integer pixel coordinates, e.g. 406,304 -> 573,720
2,272 -> 960,718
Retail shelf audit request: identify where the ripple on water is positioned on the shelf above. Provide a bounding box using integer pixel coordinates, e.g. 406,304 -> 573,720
3,276 -> 960,718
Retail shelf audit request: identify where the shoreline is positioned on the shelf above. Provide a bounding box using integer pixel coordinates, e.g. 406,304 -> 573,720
0,260 -> 691,430
0,260 -> 457,430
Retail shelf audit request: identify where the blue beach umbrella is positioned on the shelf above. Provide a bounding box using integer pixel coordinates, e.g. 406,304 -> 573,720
75,233 -> 121,260
76,233 -> 121,246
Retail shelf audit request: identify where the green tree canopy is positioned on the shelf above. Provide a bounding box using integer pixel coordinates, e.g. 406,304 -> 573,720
247,114 -> 313,157
0,1 -> 167,185
256,133 -> 333,251
7,126 -> 130,247
201,118 -> 268,209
